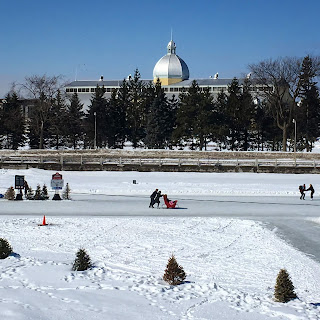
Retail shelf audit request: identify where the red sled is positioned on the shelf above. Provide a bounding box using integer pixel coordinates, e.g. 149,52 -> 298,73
163,194 -> 178,209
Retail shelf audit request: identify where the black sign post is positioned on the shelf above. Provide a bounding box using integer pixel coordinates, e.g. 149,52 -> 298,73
14,175 -> 24,200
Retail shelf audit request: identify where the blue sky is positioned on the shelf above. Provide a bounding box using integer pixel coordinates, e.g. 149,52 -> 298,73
0,0 -> 319,97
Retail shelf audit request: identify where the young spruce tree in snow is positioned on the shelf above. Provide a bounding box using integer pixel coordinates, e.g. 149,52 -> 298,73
63,183 -> 71,200
274,269 -> 297,303
0,238 -> 13,259
4,186 -> 15,200
42,184 -> 49,200
72,248 -> 92,271
163,254 -> 186,285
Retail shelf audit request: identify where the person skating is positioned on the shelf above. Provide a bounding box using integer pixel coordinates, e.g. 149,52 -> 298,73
149,189 -> 158,208
299,185 -> 305,200
154,190 -> 162,208
306,184 -> 315,199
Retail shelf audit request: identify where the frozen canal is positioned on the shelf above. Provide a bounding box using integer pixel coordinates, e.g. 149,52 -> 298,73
1,194 -> 320,264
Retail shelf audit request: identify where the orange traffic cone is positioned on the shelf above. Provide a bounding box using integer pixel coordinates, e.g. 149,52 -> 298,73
42,215 -> 47,226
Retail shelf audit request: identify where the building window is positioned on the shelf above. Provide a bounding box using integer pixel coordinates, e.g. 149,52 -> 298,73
170,88 -> 174,92
86,88 -> 89,92
173,88 -> 178,92
91,88 -> 95,92
106,88 -> 111,92
66,88 -> 70,92
164,88 -> 168,92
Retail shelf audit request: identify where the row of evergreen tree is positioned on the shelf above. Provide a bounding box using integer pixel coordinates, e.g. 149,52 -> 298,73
1,56 -> 319,151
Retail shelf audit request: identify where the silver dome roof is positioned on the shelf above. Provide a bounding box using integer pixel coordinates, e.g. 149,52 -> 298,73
153,40 -> 189,80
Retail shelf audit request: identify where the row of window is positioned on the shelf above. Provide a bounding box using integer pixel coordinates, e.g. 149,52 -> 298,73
66,86 -> 272,94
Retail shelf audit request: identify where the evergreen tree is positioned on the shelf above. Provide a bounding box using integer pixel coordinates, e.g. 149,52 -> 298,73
34,184 -> 42,200
106,89 -> 126,148
274,269 -> 297,303
127,69 -> 145,148
49,90 -> 67,149
41,184 -> 49,200
63,183 -> 71,200
212,89 -> 228,149
163,254 -> 186,285
1,92 -> 26,149
174,81 -> 214,150
117,79 -> 131,145
0,238 -> 13,259
4,186 -> 15,200
226,78 -> 242,150
238,78 -> 255,150
145,79 -> 172,149
66,92 -> 85,149
85,86 -> 108,148
296,55 -> 320,151
26,187 -> 35,200
72,248 -> 92,271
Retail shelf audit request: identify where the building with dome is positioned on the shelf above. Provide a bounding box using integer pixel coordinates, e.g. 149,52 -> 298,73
65,39 -> 262,109
153,40 -> 189,85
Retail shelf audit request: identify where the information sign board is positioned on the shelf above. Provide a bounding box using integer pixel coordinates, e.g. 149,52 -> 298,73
15,175 -> 25,189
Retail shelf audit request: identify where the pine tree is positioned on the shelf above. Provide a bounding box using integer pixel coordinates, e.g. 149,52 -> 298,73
226,78 -> 242,150
127,69 -> 145,148
72,248 -> 92,271
63,183 -> 71,200
0,238 -> 13,259
34,184 -> 42,200
106,89 -> 126,148
296,55 -> 320,151
163,254 -> 186,285
1,92 -> 26,149
274,269 -> 297,303
66,92 -> 85,149
26,187 -> 35,200
49,90 -> 67,149
213,89 -> 228,149
4,186 -> 15,200
173,80 -> 214,150
145,79 -> 171,149
41,184 -> 49,200
85,86 -> 108,148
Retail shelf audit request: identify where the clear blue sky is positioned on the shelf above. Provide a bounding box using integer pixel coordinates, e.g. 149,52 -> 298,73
0,0 -> 319,97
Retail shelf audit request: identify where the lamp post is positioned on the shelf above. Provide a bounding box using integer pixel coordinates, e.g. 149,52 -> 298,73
292,118 -> 297,165
94,112 -> 97,149
292,118 -> 296,153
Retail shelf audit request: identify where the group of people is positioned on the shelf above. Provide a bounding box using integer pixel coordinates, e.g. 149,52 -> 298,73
299,184 -> 315,200
149,189 -> 162,208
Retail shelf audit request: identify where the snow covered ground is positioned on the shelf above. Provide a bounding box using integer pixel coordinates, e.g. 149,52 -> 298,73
1,168 -> 320,320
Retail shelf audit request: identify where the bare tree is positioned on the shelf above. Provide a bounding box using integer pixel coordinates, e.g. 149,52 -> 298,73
19,75 -> 65,149
249,57 -> 303,151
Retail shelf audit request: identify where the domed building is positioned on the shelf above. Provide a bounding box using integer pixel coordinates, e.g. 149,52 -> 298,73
153,40 -> 189,85
65,38 -> 260,109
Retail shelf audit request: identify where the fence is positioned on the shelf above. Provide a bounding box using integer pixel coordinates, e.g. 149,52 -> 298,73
0,154 -> 320,173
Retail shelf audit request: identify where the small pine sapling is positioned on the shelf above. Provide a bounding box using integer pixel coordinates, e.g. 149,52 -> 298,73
34,184 -> 42,200
26,187 -> 35,200
72,248 -> 92,271
0,238 -> 13,259
163,254 -> 186,285
274,269 -> 297,303
4,186 -> 15,200
41,184 -> 49,200
63,183 -> 71,200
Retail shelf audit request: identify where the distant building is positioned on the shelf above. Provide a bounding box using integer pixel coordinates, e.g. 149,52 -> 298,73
65,39 -> 267,109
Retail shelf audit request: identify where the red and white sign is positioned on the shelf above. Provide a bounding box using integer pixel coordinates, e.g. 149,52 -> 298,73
51,172 -> 64,190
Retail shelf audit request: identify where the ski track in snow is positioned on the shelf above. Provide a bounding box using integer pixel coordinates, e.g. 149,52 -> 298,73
1,216 -> 320,319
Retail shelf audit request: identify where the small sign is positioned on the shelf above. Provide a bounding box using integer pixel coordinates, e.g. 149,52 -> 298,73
51,172 -> 64,190
15,175 -> 25,189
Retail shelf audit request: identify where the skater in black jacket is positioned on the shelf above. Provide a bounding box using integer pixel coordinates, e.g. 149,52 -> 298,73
154,190 -> 162,208
306,184 -> 315,199
149,189 -> 158,208
299,185 -> 305,200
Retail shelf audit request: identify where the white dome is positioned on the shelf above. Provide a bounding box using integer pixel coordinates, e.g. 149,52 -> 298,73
153,40 -> 189,81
